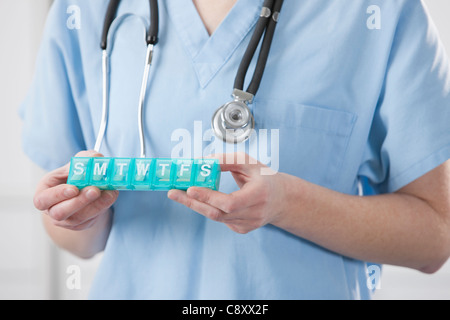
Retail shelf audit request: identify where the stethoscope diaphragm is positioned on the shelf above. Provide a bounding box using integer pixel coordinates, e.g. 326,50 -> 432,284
212,99 -> 255,144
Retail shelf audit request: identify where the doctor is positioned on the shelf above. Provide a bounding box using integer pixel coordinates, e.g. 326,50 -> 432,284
23,0 -> 450,299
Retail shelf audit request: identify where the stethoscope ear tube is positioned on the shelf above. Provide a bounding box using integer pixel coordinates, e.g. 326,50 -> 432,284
147,0 -> 159,45
101,0 -> 121,50
101,0 -> 159,49
96,0 -> 159,156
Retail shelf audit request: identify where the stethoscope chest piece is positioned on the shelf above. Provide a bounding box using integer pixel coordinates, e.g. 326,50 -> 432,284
212,89 -> 255,144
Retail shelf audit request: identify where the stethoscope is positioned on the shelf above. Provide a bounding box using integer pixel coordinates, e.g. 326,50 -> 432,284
94,0 -> 284,157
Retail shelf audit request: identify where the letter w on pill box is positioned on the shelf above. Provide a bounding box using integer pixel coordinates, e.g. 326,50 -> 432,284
67,158 -> 221,191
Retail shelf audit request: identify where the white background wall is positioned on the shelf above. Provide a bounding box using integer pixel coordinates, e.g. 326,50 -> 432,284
0,0 -> 449,300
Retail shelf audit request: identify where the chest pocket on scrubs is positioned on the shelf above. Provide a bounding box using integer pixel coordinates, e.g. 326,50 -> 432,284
253,100 -> 356,189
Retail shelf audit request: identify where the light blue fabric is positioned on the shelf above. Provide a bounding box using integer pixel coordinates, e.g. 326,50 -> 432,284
20,0 -> 450,299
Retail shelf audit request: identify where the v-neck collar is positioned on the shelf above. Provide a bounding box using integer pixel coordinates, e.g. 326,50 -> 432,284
165,0 -> 264,88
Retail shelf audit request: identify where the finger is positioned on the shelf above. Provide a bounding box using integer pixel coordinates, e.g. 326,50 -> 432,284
36,164 -> 72,194
207,153 -> 261,175
51,190 -> 118,228
225,223 -> 253,235
51,214 -> 99,231
74,150 -> 104,158
186,185 -> 258,214
169,190 -> 263,228
168,189 -> 226,222
47,186 -> 103,221
34,183 -> 80,211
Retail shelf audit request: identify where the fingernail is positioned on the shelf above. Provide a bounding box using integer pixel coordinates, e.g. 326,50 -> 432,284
86,189 -> 99,201
105,191 -> 117,201
64,188 -> 77,198
167,190 -> 178,201
187,189 -> 198,199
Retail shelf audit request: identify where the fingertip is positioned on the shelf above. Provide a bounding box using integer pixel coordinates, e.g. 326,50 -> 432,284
85,187 -> 101,201
75,150 -> 104,158
187,186 -> 211,198
63,186 -> 79,198
103,190 -> 119,202
33,194 -> 44,211
186,187 -> 200,198
167,189 -> 176,199
111,190 -> 120,198
168,189 -> 184,201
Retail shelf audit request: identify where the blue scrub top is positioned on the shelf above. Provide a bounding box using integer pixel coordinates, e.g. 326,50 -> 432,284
21,0 -> 450,299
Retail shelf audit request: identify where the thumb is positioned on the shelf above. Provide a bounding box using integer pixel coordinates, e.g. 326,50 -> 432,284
57,150 -> 104,183
50,150 -> 104,184
74,150 -> 104,158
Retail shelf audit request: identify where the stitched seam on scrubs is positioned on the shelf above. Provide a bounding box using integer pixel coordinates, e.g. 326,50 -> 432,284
21,145 -> 63,173
255,99 -> 357,137
191,9 -> 262,89
165,0 -> 263,89
24,47 -> 86,170
281,124 -> 353,138
354,2 -> 415,191
332,114 -> 358,190
110,214 -> 137,290
196,16 -> 262,89
48,8 -> 90,153
387,142 -> 450,193
169,7 -> 205,59
163,2 -> 206,87
334,256 -> 353,300
257,113 -> 355,136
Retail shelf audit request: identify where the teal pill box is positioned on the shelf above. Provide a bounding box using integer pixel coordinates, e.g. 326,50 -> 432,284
67,157 -> 221,191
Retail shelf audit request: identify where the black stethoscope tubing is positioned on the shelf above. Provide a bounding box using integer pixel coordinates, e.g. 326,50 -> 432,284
235,0 -> 283,96
101,0 -> 159,50
97,0 -> 284,149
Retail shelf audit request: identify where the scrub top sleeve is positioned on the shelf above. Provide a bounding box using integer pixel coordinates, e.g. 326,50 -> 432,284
359,0 -> 450,194
19,0 -> 87,172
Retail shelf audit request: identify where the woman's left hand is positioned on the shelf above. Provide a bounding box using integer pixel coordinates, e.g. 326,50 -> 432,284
168,153 -> 289,234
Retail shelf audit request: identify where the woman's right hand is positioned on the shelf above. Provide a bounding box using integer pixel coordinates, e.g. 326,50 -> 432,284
33,150 -> 119,232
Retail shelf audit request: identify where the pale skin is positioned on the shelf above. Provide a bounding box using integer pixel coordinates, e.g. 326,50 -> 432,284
34,1 -> 450,272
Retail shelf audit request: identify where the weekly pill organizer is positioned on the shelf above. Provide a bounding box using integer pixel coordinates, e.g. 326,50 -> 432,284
67,157 -> 221,191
